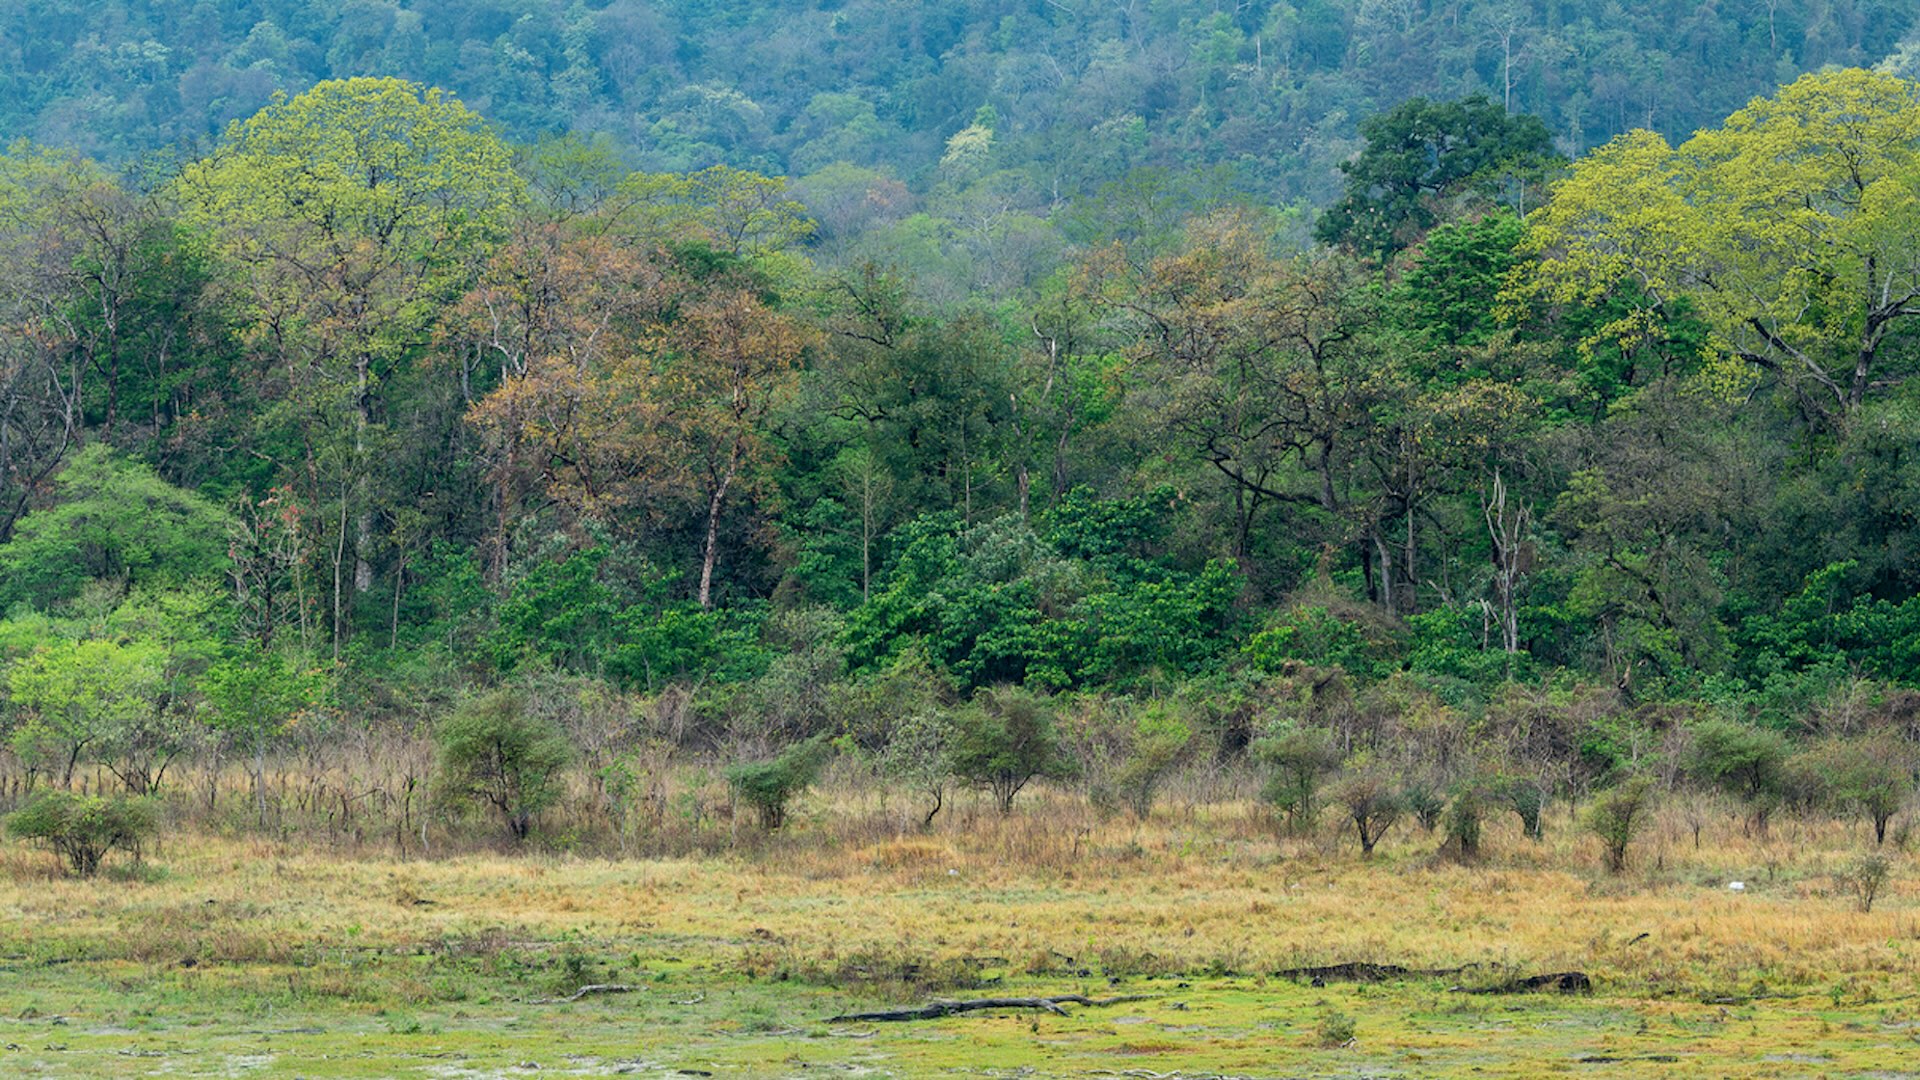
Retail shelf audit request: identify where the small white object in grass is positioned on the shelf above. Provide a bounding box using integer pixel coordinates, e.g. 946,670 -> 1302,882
948,868 -> 959,876
1727,881 -> 1746,891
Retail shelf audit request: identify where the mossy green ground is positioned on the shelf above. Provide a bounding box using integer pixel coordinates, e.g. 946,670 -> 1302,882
4,807 -> 1920,1077
1,965 -> 1916,1077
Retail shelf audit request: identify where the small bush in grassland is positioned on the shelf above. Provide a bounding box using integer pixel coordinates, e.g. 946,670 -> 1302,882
727,735 -> 832,830
1443,779 -> 1489,859
1496,773 -> 1550,841
1836,852 -> 1892,913
1114,704 -> 1193,820
876,709 -> 955,829
7,790 -> 156,876
1583,776 -> 1655,874
1799,735 -> 1915,846
1402,776 -> 1445,831
1686,720 -> 1789,835
1314,1008 -> 1357,1047
434,688 -> 571,841
947,685 -> 1074,814
1256,725 -> 1340,834
1328,762 -> 1401,857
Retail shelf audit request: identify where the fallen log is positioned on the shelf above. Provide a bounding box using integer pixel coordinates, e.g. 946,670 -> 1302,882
1274,962 -> 1590,994
826,993 -> 1155,1023
1466,971 -> 1591,994
526,983 -> 638,1004
1273,962 -> 1430,983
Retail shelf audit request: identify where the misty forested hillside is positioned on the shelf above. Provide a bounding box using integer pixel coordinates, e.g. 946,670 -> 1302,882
5,0 -> 1914,206
3,0 -> 1920,841
11,10 -> 1920,1071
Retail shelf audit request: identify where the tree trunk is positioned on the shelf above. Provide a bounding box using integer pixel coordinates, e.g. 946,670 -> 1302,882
353,353 -> 374,595
254,736 -> 268,830
698,449 -> 741,610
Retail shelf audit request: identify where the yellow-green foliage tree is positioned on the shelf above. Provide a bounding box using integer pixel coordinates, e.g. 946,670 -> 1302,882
175,77 -> 525,647
7,638 -> 166,789
1517,69 -> 1920,428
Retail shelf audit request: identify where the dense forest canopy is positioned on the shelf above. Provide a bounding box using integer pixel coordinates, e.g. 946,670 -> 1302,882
5,0 -> 1916,206
4,2 -> 1920,817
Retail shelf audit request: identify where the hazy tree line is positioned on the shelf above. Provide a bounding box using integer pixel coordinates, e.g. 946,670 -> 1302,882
6,66 -> 1920,872
5,2 -> 1915,205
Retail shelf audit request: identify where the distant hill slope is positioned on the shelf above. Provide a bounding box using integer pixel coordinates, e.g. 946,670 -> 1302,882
1,1 -> 1912,205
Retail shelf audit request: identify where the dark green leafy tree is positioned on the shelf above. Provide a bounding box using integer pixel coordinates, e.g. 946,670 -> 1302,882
1686,720 -> 1791,835
1496,773 -> 1551,841
948,685 -> 1073,813
7,790 -> 156,877
0,445 -> 230,610
727,735 -> 832,830
434,689 -> 571,841
1314,94 -> 1561,259
6,637 -> 167,789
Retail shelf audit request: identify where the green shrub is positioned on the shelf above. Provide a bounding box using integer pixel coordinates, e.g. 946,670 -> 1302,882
1314,1008 -> 1357,1047
1686,720 -> 1790,835
727,736 -> 832,830
1245,605 -> 1387,678
1255,726 -> 1341,834
1583,777 -> 1655,874
1113,705 -> 1193,820
1809,735 -> 1915,846
434,689 -> 572,841
1443,780 -> 1489,858
7,791 -> 157,876
948,685 -> 1074,813
1402,776 -> 1446,832
1496,774 -> 1550,841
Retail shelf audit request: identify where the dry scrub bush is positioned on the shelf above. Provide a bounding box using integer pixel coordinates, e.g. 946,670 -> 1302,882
7,790 -> 155,876
1583,776 -> 1655,873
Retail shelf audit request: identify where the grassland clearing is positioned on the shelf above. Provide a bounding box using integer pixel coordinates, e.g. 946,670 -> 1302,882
2,788 -> 1919,1077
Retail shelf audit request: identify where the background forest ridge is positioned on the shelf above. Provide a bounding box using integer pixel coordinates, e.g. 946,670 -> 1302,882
1,2 -> 1919,865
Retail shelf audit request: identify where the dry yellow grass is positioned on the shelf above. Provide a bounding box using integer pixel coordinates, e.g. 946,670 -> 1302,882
3,780 -> 1918,1077
5,783 -> 1915,997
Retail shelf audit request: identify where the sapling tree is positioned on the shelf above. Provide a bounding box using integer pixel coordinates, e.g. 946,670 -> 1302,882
1402,773 -> 1446,832
1685,720 -> 1789,835
201,649 -> 329,828
1444,779 -> 1490,858
1496,771 -> 1552,841
434,688 -> 572,841
948,685 -> 1073,814
878,710 -> 955,829
727,734 -> 832,830
1256,726 -> 1341,834
1114,704 -> 1193,820
7,638 -> 167,789
1330,763 -> 1403,857
1815,735 -> 1915,846
1584,776 -> 1656,874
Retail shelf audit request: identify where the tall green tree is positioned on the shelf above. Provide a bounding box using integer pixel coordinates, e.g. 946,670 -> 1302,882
176,77 -> 524,649
0,444 -> 231,610
6,638 -> 166,789
1519,70 -> 1920,430
1315,93 -> 1561,259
